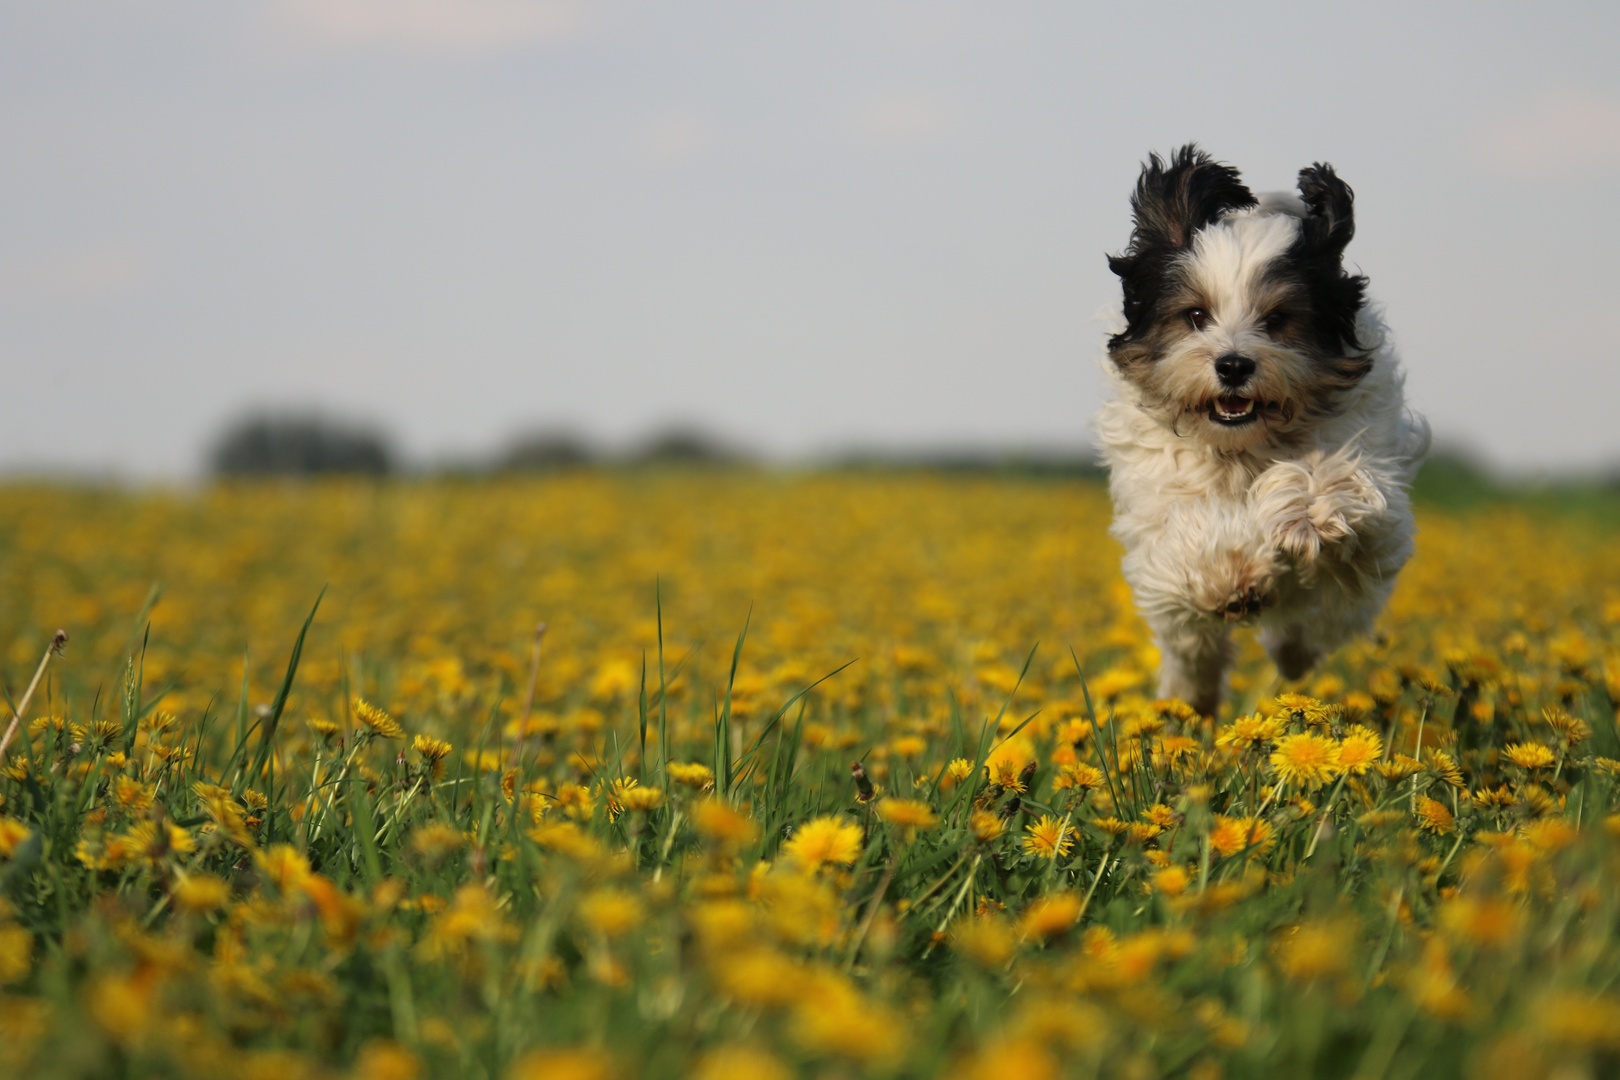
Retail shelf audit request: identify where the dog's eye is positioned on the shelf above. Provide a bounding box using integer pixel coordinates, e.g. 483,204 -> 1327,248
1262,311 -> 1289,333
1186,308 -> 1210,331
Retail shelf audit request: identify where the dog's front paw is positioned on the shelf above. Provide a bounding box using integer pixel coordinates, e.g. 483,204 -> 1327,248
1272,502 -> 1342,564
1216,583 -> 1271,623
1252,455 -> 1383,566
1191,548 -> 1277,623
1252,462 -> 1320,562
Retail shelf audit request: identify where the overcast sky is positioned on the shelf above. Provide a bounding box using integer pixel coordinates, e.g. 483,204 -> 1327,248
3,1 -> 1619,477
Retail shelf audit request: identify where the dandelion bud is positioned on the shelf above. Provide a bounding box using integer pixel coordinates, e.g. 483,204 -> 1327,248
850,760 -> 875,803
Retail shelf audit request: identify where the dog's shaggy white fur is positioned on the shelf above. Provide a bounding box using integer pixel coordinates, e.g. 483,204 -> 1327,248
1096,146 -> 1428,716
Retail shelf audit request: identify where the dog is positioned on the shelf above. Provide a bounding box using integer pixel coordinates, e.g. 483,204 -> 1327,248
1095,145 -> 1429,717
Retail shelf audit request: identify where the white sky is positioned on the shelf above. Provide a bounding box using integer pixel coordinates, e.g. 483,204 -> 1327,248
3,0 -> 1619,476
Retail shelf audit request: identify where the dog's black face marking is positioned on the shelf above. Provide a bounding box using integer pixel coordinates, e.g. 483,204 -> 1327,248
1106,144 -> 1257,357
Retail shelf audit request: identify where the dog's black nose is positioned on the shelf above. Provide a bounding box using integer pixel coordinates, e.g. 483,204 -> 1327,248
1215,354 -> 1255,387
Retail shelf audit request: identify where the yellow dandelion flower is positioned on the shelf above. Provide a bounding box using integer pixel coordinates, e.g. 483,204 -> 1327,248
952,916 -> 1018,968
1021,815 -> 1074,859
1209,815 -> 1273,858
1275,917 -> 1355,981
0,922 -> 32,985
507,1047 -> 616,1080
1019,893 -> 1082,941
1542,706 -> 1591,746
875,798 -> 938,831
1053,762 -> 1105,791
1123,822 -> 1159,846
529,821 -> 606,862
1269,733 -> 1341,789
256,844 -> 312,891
1153,866 -> 1191,896
971,810 -> 1005,843
578,889 -> 642,938
412,735 -> 452,763
1405,941 -> 1472,1021
410,822 -> 466,862
113,776 -> 153,813
1439,895 -> 1523,947
781,815 -> 863,870
987,758 -> 1027,793
171,872 -> 231,914
945,758 -> 974,783
1143,803 -> 1177,829
1473,785 -> 1517,809
1336,725 -> 1383,775
713,948 -> 802,1008
890,735 -> 927,760
1424,748 -> 1465,788
0,818 -> 32,859
787,972 -> 905,1065
691,1044 -> 790,1080
619,785 -> 665,813
1377,754 -> 1423,781
1272,693 -> 1331,725
87,973 -> 151,1046
553,783 -> 595,821
1503,742 -> 1556,770
353,1041 -> 424,1080
1531,991 -> 1620,1050
1215,714 -> 1285,751
602,778 -> 652,819
1152,698 -> 1200,723
1522,817 -> 1578,852
354,699 -> 404,739
692,800 -> 759,846
666,762 -> 715,789
1151,734 -> 1200,766
1415,796 -> 1454,835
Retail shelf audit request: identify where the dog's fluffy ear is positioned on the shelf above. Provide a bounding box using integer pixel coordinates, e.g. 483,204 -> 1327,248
1108,146 -> 1255,348
1296,163 -> 1355,257
1293,162 -> 1369,356
1113,144 -> 1256,263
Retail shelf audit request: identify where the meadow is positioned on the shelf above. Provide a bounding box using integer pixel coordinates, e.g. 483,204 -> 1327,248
1,471 -> 1619,1080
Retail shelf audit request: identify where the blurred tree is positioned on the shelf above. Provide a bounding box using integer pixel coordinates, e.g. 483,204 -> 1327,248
629,427 -> 743,465
209,412 -> 395,477
493,430 -> 595,472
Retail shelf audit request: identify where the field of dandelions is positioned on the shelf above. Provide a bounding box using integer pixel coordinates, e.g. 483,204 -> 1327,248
2,472 -> 1620,1080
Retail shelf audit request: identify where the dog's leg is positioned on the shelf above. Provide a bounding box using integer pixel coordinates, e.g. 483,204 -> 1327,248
1260,622 -> 1319,682
1118,496 -> 1277,716
1153,618 -> 1233,718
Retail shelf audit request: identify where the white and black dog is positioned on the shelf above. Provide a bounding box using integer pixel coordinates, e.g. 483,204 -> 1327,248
1095,145 -> 1429,716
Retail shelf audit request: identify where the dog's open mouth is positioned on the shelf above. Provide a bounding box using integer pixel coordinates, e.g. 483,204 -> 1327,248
1210,395 -> 1259,426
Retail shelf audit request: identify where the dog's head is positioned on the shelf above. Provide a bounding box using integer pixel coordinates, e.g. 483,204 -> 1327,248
1106,145 -> 1371,450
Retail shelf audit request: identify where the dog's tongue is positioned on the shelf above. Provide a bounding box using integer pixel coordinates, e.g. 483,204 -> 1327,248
1215,396 -> 1255,419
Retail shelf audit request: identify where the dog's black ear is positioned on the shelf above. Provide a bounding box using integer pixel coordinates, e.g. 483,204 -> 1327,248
1296,162 -> 1355,257
1119,144 -> 1256,257
1107,146 -> 1255,351
1293,162 -> 1368,355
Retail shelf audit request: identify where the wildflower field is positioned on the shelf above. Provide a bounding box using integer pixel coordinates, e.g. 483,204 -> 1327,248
2,472 -> 1620,1080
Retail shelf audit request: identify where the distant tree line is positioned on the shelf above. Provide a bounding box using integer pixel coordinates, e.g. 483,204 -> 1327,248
207,413 -> 748,477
